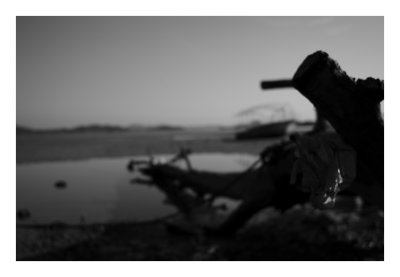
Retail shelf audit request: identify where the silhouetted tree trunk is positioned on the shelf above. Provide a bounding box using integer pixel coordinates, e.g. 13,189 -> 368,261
292,51 -> 384,206
311,109 -> 334,134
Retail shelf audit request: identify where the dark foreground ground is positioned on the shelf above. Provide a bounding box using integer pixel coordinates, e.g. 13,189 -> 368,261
16,129 -> 384,261
17,205 -> 383,261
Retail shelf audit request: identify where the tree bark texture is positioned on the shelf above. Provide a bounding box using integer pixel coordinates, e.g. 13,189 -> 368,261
292,51 -> 384,192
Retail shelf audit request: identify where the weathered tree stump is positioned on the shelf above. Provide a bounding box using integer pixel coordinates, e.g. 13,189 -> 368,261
292,51 -> 384,207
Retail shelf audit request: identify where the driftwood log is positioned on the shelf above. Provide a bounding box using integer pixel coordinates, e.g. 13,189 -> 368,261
128,52 -> 383,237
292,51 -> 384,207
135,145 -> 309,236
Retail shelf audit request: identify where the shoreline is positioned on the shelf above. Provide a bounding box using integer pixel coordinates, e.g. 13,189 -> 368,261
16,131 -> 383,261
17,130 -> 279,164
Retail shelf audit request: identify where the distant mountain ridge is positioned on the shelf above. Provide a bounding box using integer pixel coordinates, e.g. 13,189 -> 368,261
16,125 -> 35,135
16,124 -> 128,134
16,123 -> 187,134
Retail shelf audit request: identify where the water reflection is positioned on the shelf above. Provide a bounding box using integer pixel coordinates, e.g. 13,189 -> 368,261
17,153 -> 257,225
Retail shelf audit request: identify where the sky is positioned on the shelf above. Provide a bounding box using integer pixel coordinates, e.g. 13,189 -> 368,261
16,16 -> 383,129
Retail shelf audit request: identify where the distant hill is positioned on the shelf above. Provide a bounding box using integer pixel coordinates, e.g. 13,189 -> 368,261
16,123 -> 235,135
148,125 -> 185,131
16,125 -> 35,135
69,124 -> 128,133
16,124 -> 128,135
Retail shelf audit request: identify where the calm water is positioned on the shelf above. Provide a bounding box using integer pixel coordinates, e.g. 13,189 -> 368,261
17,153 -> 257,225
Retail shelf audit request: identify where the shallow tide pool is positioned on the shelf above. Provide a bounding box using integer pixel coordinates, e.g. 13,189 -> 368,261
17,153 -> 257,225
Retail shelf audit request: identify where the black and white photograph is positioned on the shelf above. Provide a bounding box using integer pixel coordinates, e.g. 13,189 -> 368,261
15,16 -> 384,261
